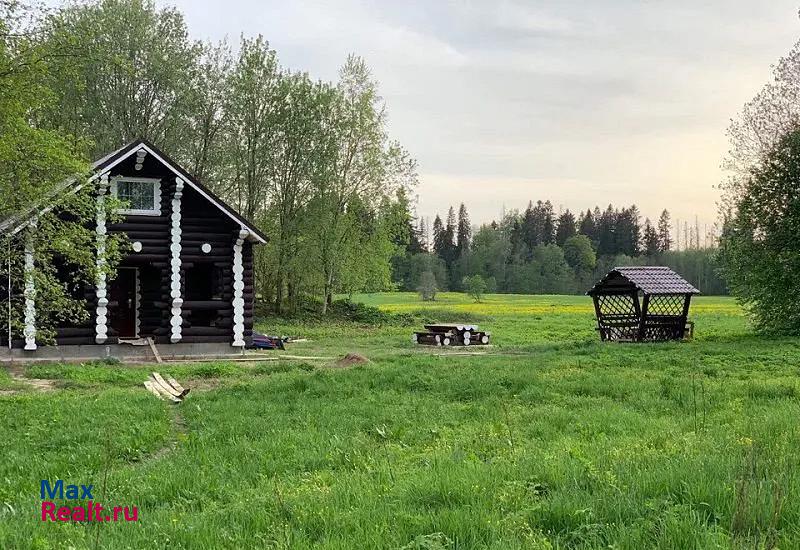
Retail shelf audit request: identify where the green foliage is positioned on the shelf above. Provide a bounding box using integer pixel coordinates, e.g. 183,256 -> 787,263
642,218 -> 660,256
0,1 -> 127,342
658,249 -> 727,296
421,202 -> 724,296
563,235 -> 596,276
418,270 -> 438,301
555,209 -> 577,246
15,0 -> 417,319
719,129 -> 800,333
395,252 -> 449,293
41,0 -> 202,158
462,274 -> 487,303
328,299 -> 394,324
522,244 -> 575,294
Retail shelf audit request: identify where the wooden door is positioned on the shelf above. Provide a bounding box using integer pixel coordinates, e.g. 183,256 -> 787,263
110,268 -> 137,338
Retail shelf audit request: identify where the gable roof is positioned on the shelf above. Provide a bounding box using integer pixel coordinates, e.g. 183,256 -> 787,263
587,266 -> 700,296
2,139 -> 268,244
93,138 -> 267,243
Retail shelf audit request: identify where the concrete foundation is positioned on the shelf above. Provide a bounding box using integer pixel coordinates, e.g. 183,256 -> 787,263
0,342 -> 246,363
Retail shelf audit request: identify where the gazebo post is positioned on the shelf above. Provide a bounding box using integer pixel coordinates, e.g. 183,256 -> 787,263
638,294 -> 650,342
679,293 -> 692,338
591,295 -> 605,340
630,291 -> 642,342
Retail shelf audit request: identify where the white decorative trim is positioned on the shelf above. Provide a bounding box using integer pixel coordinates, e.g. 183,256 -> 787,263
169,177 -> 184,343
90,143 -> 266,243
201,243 -> 211,254
95,174 -> 109,344
110,176 -> 161,216
23,226 -> 36,350
134,148 -> 147,171
231,229 -> 249,347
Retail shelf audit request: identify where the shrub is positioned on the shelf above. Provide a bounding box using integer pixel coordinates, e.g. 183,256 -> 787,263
418,270 -> 438,301
462,274 -> 487,302
719,129 -> 800,333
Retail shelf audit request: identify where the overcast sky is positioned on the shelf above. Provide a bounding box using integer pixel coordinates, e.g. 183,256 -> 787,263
160,0 -> 800,234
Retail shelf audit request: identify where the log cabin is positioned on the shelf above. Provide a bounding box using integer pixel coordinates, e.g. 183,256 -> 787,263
1,139 -> 267,360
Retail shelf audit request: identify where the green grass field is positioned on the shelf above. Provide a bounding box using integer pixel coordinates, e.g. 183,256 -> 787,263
2,293 -> 800,549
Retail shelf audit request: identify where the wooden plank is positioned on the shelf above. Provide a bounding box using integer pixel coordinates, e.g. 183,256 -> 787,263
147,337 -> 163,364
151,384 -> 181,403
143,380 -> 163,399
145,379 -> 180,402
151,372 -> 183,399
166,376 -> 189,397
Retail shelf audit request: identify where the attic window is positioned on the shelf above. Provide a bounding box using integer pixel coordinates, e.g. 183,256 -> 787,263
111,177 -> 161,216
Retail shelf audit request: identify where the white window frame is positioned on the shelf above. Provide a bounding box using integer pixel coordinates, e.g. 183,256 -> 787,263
110,176 -> 162,216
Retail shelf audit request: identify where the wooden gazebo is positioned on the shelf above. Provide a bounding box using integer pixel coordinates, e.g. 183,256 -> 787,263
587,266 -> 699,342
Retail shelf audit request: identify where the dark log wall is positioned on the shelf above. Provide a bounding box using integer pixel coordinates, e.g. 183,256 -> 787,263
177,184 -> 242,343
45,151 -> 258,347
243,241 -> 254,342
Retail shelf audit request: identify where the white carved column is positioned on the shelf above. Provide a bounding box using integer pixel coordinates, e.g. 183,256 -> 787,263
95,174 -> 109,344
231,229 -> 249,347
169,177 -> 184,343
23,223 -> 37,350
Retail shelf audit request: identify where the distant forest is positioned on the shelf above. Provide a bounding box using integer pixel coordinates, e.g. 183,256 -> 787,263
393,201 -> 727,295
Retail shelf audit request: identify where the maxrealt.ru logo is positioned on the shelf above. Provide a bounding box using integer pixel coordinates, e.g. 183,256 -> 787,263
40,480 -> 138,522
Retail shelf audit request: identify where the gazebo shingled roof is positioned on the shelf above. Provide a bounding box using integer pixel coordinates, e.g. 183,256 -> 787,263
587,266 -> 700,296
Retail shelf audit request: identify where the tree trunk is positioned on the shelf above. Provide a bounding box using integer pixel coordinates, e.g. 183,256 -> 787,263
287,280 -> 297,316
321,271 -> 334,315
274,274 -> 283,315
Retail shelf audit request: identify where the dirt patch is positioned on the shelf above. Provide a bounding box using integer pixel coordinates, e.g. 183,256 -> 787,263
2,365 -> 57,394
185,377 -> 228,391
333,353 -> 369,368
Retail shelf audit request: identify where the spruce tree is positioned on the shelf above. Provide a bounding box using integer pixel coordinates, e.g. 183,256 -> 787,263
596,205 -> 617,256
432,214 -> 446,258
520,201 -> 536,257
445,206 -> 458,263
555,209 -> 577,246
541,200 -> 556,244
657,209 -> 672,252
578,208 -> 596,244
642,218 -> 660,257
456,203 -> 471,256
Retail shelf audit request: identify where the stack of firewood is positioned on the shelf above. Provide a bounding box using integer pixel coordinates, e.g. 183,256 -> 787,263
412,324 -> 491,347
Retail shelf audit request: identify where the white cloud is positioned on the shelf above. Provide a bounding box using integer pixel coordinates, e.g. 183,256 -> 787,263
161,0 -> 800,229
